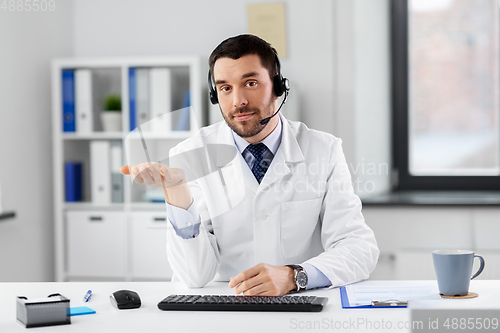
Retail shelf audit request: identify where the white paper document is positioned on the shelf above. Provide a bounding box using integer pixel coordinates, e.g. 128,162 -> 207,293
345,281 -> 442,307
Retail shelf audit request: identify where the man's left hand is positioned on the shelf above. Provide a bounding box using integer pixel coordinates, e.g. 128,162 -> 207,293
228,263 -> 297,296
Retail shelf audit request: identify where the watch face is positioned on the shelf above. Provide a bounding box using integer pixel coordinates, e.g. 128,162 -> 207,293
296,271 -> 308,288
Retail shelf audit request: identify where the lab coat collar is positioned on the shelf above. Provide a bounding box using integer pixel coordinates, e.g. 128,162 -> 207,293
214,113 -> 305,193
215,121 -> 259,193
256,113 -> 305,191
277,113 -> 305,164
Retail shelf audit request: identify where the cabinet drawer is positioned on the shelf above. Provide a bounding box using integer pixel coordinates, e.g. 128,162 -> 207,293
66,211 -> 127,277
130,212 -> 172,280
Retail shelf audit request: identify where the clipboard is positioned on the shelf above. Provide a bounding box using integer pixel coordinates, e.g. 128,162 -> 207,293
340,286 -> 408,308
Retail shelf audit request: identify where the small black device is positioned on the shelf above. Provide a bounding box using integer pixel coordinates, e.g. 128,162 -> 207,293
17,293 -> 70,328
208,52 -> 290,105
157,294 -> 327,312
286,264 -> 308,291
110,290 -> 142,310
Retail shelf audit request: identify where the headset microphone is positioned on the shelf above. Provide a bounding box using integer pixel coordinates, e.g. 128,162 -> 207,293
259,90 -> 289,125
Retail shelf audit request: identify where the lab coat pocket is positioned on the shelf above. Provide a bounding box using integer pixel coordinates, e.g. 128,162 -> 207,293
280,197 -> 323,259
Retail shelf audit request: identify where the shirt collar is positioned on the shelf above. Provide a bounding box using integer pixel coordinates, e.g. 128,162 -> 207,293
232,117 -> 282,155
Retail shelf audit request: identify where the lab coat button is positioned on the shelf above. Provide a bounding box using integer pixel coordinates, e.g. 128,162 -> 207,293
187,222 -> 192,227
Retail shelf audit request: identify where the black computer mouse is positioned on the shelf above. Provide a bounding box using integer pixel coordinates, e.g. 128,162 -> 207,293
110,290 -> 142,309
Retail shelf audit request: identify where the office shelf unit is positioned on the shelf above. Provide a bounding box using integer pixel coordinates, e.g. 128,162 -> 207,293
52,56 -> 206,282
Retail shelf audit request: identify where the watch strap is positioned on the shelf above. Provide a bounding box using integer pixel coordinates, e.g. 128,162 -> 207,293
286,264 -> 303,272
285,264 -> 306,291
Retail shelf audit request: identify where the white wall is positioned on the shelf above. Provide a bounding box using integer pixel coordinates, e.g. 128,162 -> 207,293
366,206 -> 500,281
0,0 -> 393,282
73,0 -> 394,192
0,4 -> 74,281
72,0 -> 336,135
335,0 -> 391,197
6,0 -> 491,283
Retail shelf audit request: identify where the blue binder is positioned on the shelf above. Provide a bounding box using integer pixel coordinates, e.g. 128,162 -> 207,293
175,90 -> 190,131
62,70 -> 75,132
65,162 -> 82,202
129,68 -> 136,131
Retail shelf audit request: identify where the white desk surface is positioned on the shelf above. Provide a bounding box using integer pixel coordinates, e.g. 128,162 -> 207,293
1,280 -> 498,333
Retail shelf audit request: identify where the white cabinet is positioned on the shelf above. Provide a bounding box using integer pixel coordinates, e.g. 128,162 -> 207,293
52,56 -> 206,281
130,212 -> 173,280
66,211 -> 127,278
365,206 -> 500,280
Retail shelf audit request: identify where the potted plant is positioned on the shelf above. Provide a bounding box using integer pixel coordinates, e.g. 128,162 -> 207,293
101,94 -> 122,131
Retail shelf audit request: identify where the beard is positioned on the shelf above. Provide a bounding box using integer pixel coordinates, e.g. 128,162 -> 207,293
221,97 -> 275,138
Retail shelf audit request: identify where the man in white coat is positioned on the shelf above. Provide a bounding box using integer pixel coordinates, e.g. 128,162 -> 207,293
122,34 -> 379,296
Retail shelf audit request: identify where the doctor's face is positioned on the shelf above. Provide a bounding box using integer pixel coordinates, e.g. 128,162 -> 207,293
213,54 -> 279,142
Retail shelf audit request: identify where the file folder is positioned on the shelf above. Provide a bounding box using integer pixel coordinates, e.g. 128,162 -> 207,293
62,70 -> 75,132
90,140 -> 111,204
75,69 -> 93,133
110,141 -> 124,203
340,281 -> 442,309
129,68 -> 136,131
150,67 -> 172,132
64,162 -> 82,202
136,68 -> 151,131
340,286 -> 408,308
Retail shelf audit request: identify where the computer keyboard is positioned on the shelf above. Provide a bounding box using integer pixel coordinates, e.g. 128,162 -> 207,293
157,294 -> 328,312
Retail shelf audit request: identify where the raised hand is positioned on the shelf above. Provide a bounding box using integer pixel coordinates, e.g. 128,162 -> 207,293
120,163 -> 192,209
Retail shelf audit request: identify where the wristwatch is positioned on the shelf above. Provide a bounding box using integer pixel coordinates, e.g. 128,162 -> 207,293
286,264 -> 308,291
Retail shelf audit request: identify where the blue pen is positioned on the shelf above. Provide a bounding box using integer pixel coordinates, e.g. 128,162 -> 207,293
83,290 -> 92,302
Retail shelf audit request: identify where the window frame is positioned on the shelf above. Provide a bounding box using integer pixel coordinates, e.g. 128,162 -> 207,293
391,0 -> 500,191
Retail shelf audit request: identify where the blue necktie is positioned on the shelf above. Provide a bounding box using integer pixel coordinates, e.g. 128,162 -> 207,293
246,143 -> 271,183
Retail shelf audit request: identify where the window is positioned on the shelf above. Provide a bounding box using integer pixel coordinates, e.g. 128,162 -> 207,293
392,0 -> 500,190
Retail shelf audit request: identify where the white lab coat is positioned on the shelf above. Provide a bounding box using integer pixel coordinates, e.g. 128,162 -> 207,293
166,114 -> 379,288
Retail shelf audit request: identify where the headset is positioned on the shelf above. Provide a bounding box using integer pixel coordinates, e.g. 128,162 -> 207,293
208,53 -> 290,126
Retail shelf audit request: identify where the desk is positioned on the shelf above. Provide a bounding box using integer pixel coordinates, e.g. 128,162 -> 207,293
1,280 -> 498,333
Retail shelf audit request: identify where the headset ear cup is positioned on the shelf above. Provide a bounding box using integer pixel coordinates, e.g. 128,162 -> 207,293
208,70 -> 219,105
209,90 -> 218,105
273,75 -> 284,97
273,75 -> 290,97
283,77 -> 290,93
272,52 -> 290,97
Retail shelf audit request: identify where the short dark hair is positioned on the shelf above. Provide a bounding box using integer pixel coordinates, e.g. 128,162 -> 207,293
209,34 -> 278,83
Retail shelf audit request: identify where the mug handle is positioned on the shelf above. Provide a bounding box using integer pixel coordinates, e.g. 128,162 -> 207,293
471,254 -> 485,280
